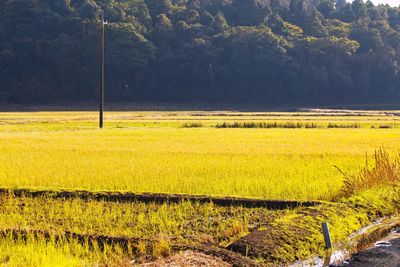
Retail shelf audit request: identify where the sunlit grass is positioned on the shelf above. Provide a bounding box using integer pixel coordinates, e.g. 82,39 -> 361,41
0,111 -> 400,131
1,111 -> 400,265
0,195 -> 277,246
0,112 -> 399,200
0,235 -> 107,267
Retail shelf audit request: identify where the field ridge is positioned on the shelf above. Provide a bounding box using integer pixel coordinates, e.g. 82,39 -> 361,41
0,188 -> 322,209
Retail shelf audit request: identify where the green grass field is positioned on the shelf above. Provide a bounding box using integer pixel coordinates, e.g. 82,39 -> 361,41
1,111 -> 400,266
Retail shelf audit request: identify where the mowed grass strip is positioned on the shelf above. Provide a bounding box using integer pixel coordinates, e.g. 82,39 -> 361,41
0,112 -> 399,200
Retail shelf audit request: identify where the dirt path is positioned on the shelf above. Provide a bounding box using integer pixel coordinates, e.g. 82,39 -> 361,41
342,229 -> 400,267
140,251 -> 233,267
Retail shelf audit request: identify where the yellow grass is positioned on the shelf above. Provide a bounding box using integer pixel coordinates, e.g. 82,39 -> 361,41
0,111 -> 399,200
0,236 -> 102,266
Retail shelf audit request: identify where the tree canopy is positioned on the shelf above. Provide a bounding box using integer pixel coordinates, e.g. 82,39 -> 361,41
0,0 -> 399,105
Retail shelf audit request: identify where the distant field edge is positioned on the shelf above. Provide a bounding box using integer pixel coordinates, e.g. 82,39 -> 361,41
1,102 -> 400,112
0,187 -> 323,209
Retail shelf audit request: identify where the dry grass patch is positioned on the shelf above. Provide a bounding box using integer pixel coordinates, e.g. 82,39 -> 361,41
336,148 -> 400,197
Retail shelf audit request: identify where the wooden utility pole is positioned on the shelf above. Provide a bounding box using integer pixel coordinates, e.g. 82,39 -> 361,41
99,11 -> 105,129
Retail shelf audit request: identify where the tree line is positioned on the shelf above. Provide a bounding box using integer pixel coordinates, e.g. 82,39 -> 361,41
0,0 -> 400,105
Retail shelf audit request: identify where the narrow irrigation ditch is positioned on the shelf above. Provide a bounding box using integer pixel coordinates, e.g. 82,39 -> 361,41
334,218 -> 400,266
288,217 -> 400,266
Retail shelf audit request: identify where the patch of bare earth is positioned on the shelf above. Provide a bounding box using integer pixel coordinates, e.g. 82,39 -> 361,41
140,250 -> 232,267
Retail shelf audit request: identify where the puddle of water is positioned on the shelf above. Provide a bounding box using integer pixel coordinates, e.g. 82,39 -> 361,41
392,228 -> 400,234
290,250 -> 348,267
329,250 -> 350,265
374,241 -> 392,248
289,257 -> 323,267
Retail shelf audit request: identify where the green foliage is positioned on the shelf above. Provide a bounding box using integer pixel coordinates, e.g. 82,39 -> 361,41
1,0 -> 400,104
305,9 -> 328,37
317,0 -> 335,19
352,0 -> 368,20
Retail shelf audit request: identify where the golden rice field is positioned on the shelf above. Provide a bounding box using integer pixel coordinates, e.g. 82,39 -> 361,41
0,111 -> 399,201
1,110 -> 400,266
0,237 -> 95,267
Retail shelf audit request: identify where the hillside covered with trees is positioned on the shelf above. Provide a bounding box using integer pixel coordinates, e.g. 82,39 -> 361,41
0,0 -> 400,105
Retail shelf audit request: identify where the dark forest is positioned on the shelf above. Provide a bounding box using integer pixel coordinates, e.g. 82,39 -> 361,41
0,0 -> 400,105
